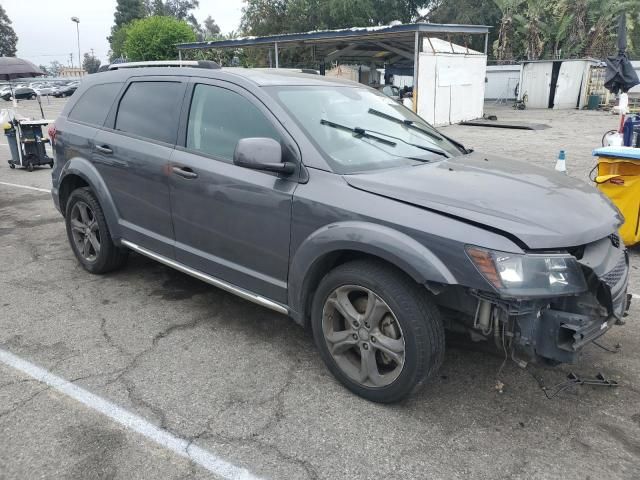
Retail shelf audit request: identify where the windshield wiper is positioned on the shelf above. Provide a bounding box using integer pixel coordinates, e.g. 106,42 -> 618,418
320,119 -> 396,146
321,119 -> 449,158
368,108 -> 473,154
368,108 -> 445,142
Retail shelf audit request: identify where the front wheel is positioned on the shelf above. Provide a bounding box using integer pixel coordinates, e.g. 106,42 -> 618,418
65,187 -> 128,273
311,260 -> 445,403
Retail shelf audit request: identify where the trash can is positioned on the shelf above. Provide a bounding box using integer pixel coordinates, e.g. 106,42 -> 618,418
3,122 -> 20,166
592,146 -> 640,246
587,94 -> 601,110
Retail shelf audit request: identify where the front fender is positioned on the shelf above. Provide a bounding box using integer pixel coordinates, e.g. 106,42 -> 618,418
288,221 -> 456,320
58,157 -> 121,239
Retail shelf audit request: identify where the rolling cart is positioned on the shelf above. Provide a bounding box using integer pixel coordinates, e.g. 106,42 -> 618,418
3,117 -> 54,171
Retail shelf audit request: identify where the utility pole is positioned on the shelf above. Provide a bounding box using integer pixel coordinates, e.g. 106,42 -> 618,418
69,53 -> 73,68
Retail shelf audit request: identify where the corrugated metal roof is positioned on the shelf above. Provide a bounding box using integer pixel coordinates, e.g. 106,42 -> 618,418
177,22 -> 491,51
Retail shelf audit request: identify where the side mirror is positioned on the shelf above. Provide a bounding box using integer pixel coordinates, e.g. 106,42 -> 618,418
233,137 -> 295,175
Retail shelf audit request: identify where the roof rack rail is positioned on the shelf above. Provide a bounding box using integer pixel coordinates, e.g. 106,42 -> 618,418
108,60 -> 221,70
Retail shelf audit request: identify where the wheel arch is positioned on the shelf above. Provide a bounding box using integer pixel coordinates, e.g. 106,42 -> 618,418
57,157 -> 121,239
288,222 -> 456,326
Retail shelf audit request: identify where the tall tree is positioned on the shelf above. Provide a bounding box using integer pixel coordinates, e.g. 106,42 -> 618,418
0,5 -> 18,57
203,15 -> 221,38
123,15 -> 196,60
514,0 -> 548,60
114,0 -> 146,28
109,0 -> 146,55
83,52 -> 102,73
493,0 -> 522,62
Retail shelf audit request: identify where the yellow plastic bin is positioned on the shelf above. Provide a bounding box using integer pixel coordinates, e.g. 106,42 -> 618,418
592,146 -> 640,246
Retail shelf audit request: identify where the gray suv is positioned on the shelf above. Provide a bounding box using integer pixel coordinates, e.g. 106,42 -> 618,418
50,62 -> 630,403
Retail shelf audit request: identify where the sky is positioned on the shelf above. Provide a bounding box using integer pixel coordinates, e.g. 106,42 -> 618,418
3,0 -> 244,68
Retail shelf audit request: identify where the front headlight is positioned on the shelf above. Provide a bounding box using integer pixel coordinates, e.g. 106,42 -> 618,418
466,246 -> 587,297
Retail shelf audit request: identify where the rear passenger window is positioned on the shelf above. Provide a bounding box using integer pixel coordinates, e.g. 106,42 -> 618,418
68,83 -> 123,126
115,82 -> 183,144
186,84 -> 279,161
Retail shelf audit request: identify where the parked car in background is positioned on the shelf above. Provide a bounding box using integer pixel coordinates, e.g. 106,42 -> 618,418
1,87 -> 37,101
378,84 -> 401,102
50,63 -> 630,403
34,86 -> 55,96
53,82 -> 80,97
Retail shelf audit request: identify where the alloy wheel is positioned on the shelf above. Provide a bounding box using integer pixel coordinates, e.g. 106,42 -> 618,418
69,201 -> 101,262
321,285 -> 405,388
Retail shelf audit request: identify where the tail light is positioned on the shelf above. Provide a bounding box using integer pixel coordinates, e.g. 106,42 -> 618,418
47,123 -> 57,146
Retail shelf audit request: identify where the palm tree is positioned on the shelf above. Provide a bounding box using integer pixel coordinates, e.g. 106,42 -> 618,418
493,0 -> 523,62
514,0 -> 548,60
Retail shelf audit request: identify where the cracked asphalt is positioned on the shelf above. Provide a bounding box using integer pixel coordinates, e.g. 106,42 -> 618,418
1,98 -> 640,479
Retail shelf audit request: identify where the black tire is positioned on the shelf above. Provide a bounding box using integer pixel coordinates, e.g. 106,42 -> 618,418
26,162 -> 33,172
49,162 -> 54,168
30,94 -> 36,100
9,163 -> 15,169
311,259 -> 445,403
65,187 -> 128,274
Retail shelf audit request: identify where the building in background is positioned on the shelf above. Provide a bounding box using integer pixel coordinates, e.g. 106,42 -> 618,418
59,67 -> 85,78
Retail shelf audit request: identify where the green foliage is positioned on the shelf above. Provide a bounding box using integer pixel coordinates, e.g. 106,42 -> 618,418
240,0 -> 431,36
110,24 -> 131,61
0,5 -> 18,57
114,0 -> 146,28
83,53 -> 102,74
123,15 -> 196,61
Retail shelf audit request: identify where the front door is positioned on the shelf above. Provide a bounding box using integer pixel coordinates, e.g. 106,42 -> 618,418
169,81 -> 298,303
94,79 -> 187,257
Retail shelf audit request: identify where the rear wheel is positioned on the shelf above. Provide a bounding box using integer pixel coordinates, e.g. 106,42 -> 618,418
65,187 -> 128,273
311,260 -> 445,403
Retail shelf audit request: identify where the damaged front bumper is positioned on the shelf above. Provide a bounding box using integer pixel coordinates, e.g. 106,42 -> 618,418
505,235 -> 630,364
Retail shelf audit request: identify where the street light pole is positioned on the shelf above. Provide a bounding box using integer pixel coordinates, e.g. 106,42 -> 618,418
71,17 -> 81,72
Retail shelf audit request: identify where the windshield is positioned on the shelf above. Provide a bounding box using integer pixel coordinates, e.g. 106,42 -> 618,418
268,85 -> 463,174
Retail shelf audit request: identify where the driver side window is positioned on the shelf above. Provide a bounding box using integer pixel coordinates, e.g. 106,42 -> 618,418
186,84 -> 280,162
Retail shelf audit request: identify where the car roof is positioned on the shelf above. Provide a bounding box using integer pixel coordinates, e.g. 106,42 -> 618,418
84,66 -> 360,88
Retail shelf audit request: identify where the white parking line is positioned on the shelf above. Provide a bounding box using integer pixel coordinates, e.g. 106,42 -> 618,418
631,293 -> 640,300
0,348 -> 262,480
0,181 -> 50,193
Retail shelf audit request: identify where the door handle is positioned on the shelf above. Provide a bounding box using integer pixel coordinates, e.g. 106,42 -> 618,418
171,166 -> 198,179
95,145 -> 113,154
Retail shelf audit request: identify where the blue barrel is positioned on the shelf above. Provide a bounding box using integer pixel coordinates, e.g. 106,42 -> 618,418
3,126 -> 20,164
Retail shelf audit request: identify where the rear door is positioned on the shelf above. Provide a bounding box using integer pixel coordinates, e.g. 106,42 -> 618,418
168,80 -> 299,303
94,77 -> 187,257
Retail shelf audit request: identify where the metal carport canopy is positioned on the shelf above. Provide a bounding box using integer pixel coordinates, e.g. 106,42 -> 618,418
176,23 -> 490,61
176,22 -> 491,111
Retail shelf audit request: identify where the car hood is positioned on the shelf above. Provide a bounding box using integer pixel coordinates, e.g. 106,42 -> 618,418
343,152 -> 622,249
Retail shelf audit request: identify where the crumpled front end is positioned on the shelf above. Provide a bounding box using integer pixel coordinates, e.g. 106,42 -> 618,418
504,234 -> 629,364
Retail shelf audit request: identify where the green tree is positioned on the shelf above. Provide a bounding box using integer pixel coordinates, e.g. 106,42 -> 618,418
109,0 -> 146,56
0,5 -> 18,57
123,15 -> 196,61
492,0 -> 522,62
114,0 -> 146,28
109,24 -> 131,61
83,52 -> 102,73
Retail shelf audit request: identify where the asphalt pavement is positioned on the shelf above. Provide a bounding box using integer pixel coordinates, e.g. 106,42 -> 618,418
0,97 -> 639,479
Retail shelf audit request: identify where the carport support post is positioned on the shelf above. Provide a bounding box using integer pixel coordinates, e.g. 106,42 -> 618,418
275,42 -> 279,68
412,31 -> 420,113
178,49 -> 182,65
484,33 -> 489,54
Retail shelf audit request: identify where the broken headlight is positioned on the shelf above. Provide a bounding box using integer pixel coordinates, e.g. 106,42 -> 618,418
466,246 -> 587,297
